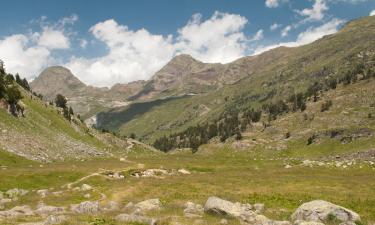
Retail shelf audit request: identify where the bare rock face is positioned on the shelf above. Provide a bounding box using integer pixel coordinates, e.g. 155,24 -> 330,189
115,213 -> 157,225
291,200 -> 360,223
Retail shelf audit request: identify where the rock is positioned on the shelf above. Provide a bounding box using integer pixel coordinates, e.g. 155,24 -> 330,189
119,157 -> 127,162
220,218 -> 228,224
44,214 -> 67,225
18,222 -> 44,225
103,201 -> 120,212
294,221 -> 325,225
285,165 -> 292,169
134,198 -> 162,211
0,191 -> 3,199
35,204 -> 65,216
37,189 -> 49,198
204,196 -> 253,218
0,205 -> 34,218
184,201 -> 204,218
254,203 -> 265,213
6,188 -> 28,199
115,213 -> 157,225
70,201 -> 100,214
178,169 -> 191,174
83,193 -> 91,199
291,200 -> 360,223
80,184 -> 93,191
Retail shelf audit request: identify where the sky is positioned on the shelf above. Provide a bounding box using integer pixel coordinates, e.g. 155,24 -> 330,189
0,0 -> 374,87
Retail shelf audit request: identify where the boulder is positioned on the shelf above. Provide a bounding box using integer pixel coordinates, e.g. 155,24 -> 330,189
134,198 -> 162,211
80,184 -> 93,191
37,189 -> 49,198
204,196 -> 253,218
44,214 -> 67,225
102,201 -> 120,212
35,204 -> 65,216
6,188 -> 28,199
115,213 -> 157,225
254,203 -> 265,213
294,222 -> 325,225
0,205 -> 34,218
178,169 -> 191,175
291,200 -> 360,223
70,201 -> 100,214
184,201 -> 204,218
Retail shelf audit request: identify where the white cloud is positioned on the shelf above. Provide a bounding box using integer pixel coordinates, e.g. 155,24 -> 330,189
297,0 -> 329,21
0,15 -> 76,79
281,25 -> 292,37
370,10 -> 375,16
0,35 -> 52,79
265,0 -> 279,8
37,27 -> 70,49
67,11 -> 249,87
270,23 -> 282,31
251,30 -> 264,41
254,18 -> 344,55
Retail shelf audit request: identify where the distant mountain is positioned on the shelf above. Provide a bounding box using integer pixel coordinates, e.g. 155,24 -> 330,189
30,66 -> 145,119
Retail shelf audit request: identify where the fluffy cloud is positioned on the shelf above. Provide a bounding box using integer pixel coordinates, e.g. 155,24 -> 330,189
281,25 -> 292,37
254,18 -> 344,55
265,0 -> 279,8
270,23 -> 282,31
370,10 -> 375,16
297,0 -> 329,21
66,11 -> 249,87
0,15 -> 76,79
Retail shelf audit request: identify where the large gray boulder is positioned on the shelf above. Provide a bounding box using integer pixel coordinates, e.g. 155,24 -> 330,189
70,201 -> 100,214
291,200 -> 360,223
204,196 -> 253,218
115,213 -> 157,225
134,198 -> 162,211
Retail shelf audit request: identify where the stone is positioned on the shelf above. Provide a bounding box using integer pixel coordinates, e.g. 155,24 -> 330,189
254,203 -> 265,213
184,201 -> 204,218
84,193 -> 91,199
220,219 -> 228,224
294,222 -> 325,225
103,201 -> 120,212
178,169 -> 191,174
291,200 -> 360,223
0,205 -> 34,218
37,189 -> 49,198
70,201 -> 100,214
80,184 -> 93,191
35,204 -> 65,216
134,198 -> 162,211
6,188 -> 28,199
44,214 -> 67,225
204,196 -> 253,218
115,213 -> 157,225
0,191 -> 3,199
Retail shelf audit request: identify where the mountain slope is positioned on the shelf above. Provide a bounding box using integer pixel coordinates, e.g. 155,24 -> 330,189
95,16 -> 375,143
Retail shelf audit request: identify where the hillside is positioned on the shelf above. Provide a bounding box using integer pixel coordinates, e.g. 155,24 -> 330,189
95,16 -> 375,144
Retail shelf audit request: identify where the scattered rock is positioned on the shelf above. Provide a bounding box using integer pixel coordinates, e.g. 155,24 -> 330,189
292,200 -> 360,223
134,198 -> 162,211
102,201 -> 120,212
253,203 -> 265,213
0,205 -> 34,218
35,203 -> 65,216
184,201 -> 204,218
6,188 -> 28,199
44,214 -> 67,225
132,169 -> 169,178
115,213 -> 157,225
37,189 -> 49,198
70,201 -> 100,214
204,196 -> 253,218
178,169 -> 191,175
80,184 -> 93,191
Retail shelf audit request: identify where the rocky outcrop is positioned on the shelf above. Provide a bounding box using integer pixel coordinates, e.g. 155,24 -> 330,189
291,200 -> 360,223
70,201 -> 100,214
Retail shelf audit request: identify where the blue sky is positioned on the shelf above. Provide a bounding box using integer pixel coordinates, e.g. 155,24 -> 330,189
0,0 -> 374,87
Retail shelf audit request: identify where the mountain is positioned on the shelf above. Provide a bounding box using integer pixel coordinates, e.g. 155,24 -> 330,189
95,16 -> 375,143
30,66 -> 145,119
